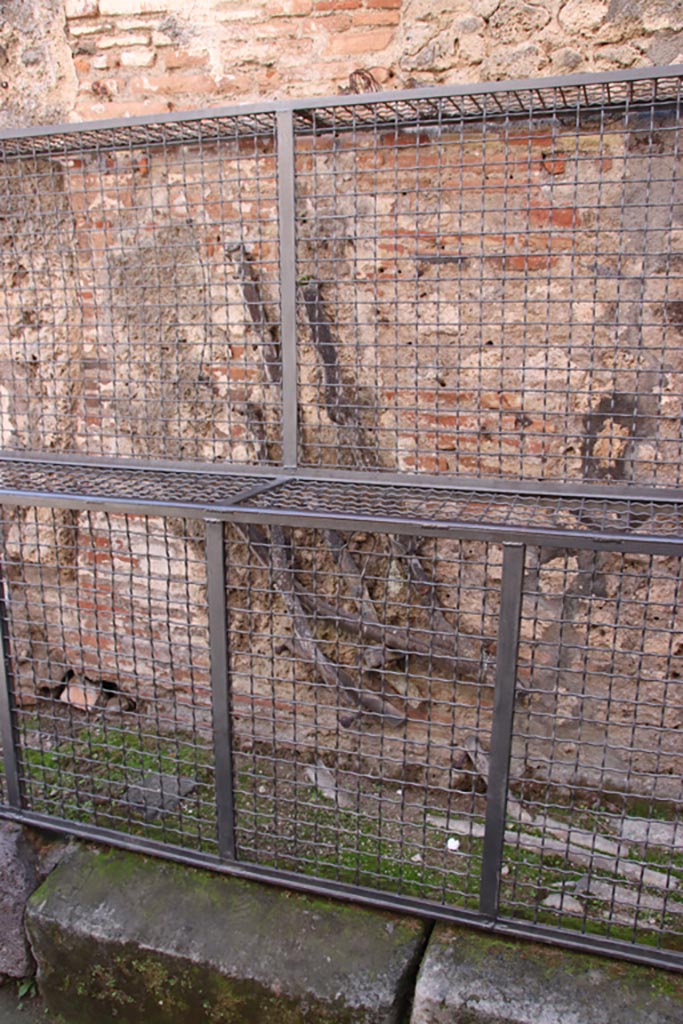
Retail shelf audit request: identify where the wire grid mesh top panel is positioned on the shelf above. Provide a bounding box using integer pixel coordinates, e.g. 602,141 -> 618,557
0,459 -> 274,510
0,111 -> 277,161
503,547 -> 683,954
293,72 -> 683,134
0,112 -> 281,465
294,72 -> 683,488
241,478 -> 683,542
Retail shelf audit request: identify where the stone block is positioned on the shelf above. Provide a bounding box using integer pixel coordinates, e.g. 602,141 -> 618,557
326,27 -> 395,54
65,0 -> 99,16
98,0 -> 166,14
27,846 -> 429,1023
0,823 -> 37,979
410,925 -> 683,1024
120,47 -> 156,66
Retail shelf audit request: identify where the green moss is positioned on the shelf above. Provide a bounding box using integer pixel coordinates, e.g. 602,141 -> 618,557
438,926 -> 683,1009
17,714 -> 216,854
19,725 -> 683,959
40,939 -> 380,1024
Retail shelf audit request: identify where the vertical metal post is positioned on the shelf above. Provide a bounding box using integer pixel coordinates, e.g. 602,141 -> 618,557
206,520 -> 236,861
479,542 -> 525,919
0,547 -> 22,808
277,107 -> 299,469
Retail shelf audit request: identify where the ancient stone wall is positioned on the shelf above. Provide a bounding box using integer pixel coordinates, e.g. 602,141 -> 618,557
0,1 -> 681,128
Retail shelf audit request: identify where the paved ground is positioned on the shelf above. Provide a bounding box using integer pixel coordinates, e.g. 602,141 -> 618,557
0,984 -> 54,1023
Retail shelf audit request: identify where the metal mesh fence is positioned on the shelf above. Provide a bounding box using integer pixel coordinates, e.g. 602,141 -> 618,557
294,79 -> 683,485
0,113 -> 280,465
0,506 -> 217,852
228,528 -> 497,901
0,503 -> 681,965
505,548 -> 683,954
239,477 -> 683,544
0,69 -> 680,488
1,68 -> 683,972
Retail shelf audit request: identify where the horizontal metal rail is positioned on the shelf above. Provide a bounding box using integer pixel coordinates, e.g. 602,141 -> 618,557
0,64 -> 681,149
0,806 -> 680,974
1,462 -> 682,553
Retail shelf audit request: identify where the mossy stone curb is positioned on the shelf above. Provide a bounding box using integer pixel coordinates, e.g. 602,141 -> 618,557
411,924 -> 683,1024
26,846 -> 429,1024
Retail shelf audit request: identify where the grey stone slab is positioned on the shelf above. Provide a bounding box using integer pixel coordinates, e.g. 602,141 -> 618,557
0,823 -> 37,979
26,845 -> 429,1024
620,818 -> 683,851
121,772 -> 196,820
411,925 -> 683,1024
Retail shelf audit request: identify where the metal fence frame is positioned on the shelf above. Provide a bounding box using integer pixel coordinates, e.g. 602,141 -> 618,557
0,64 -> 682,972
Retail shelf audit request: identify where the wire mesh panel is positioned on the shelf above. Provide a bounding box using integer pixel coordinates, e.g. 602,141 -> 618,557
0,69 -> 682,972
240,476 -> 683,548
0,113 -> 281,465
0,506 -> 217,852
293,74 -> 683,487
228,524 -> 499,905
0,459 -> 276,512
502,548 -> 683,955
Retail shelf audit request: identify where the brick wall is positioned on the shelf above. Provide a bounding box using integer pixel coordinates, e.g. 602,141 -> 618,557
1,2 -> 681,128
66,0 -> 402,121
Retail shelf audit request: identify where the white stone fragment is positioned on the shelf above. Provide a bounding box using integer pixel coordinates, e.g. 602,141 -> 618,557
542,892 -> 584,915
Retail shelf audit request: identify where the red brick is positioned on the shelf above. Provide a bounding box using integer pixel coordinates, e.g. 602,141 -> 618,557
529,205 -> 579,228
128,72 -> 217,95
527,232 -> 573,254
396,146 -> 439,169
541,155 -> 566,175
325,27 -> 394,54
378,130 -> 432,148
308,13 -> 352,30
366,0 -> 401,7
377,239 -> 408,254
508,131 -> 554,149
413,389 -> 475,406
229,366 -> 261,382
315,0 -> 361,9
419,413 -> 460,429
506,253 -> 557,271
402,454 -> 450,473
352,9 -> 400,25
269,0 -> 313,13
552,207 -> 579,227
162,50 -> 209,70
